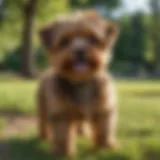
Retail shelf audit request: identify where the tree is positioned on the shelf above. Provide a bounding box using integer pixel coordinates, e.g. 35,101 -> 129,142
114,17 -> 132,61
3,0 -> 68,78
129,12 -> 146,72
21,0 -> 37,77
1,0 -> 120,77
150,0 -> 160,76
70,0 -> 120,9
70,0 -> 121,17
113,14 -> 147,75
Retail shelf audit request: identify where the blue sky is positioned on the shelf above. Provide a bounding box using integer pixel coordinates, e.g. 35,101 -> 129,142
109,0 -> 151,17
122,0 -> 150,13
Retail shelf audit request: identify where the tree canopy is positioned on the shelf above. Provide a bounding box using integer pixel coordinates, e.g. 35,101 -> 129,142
70,0 -> 120,9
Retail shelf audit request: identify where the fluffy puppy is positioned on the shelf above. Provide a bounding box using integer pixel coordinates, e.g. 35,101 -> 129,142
37,10 -> 119,158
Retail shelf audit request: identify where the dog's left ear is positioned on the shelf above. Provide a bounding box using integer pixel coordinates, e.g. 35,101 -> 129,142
105,23 -> 119,47
39,22 -> 58,49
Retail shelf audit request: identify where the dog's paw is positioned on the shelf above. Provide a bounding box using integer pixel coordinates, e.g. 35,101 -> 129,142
105,139 -> 120,150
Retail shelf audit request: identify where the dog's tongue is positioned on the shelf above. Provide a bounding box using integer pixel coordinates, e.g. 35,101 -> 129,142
74,63 -> 89,72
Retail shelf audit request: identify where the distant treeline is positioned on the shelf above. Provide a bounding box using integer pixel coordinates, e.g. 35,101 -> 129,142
0,0 -> 159,77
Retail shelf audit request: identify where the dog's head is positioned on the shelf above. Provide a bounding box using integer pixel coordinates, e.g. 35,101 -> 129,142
39,11 -> 119,81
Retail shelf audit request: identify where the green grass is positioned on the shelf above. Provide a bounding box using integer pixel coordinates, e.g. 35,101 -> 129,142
0,79 -> 36,113
0,79 -> 160,160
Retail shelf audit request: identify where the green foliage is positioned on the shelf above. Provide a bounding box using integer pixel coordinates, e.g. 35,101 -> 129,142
36,48 -> 48,70
114,13 -> 147,73
149,0 -> 160,70
70,0 -> 121,9
129,12 -> 146,62
2,47 -> 47,72
114,17 -> 132,61
2,47 -> 22,72
0,0 -> 159,76
0,0 -> 68,59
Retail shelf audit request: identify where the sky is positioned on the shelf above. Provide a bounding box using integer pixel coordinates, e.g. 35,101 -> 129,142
122,0 -> 150,13
110,0 -> 151,17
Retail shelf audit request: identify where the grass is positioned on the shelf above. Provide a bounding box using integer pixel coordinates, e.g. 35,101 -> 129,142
0,79 -> 36,113
0,78 -> 160,160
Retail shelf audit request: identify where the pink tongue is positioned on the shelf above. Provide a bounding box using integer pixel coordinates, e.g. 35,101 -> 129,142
74,63 -> 89,72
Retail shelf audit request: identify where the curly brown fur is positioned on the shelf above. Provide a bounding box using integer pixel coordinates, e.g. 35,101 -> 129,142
37,10 -> 119,158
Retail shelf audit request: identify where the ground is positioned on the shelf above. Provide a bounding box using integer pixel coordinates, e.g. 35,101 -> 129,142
0,77 -> 160,160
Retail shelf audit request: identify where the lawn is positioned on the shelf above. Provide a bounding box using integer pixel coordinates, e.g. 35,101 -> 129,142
0,78 -> 160,160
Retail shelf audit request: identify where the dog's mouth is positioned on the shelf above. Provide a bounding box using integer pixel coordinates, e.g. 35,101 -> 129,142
60,58 -> 100,81
73,62 -> 90,73
62,60 -> 97,73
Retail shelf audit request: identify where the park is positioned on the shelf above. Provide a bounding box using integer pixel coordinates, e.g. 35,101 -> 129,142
0,0 -> 160,159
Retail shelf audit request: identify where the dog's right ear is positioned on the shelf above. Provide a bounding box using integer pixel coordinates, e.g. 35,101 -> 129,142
39,23 -> 56,49
105,22 -> 119,47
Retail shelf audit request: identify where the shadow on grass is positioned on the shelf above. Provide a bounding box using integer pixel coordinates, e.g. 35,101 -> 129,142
126,128 -> 154,137
7,137 -> 142,160
0,140 -> 10,160
0,108 -> 34,117
124,90 -> 160,98
1,136 -> 159,160
142,140 -> 160,160
9,138 -> 53,160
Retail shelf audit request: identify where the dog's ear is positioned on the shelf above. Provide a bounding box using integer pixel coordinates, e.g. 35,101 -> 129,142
86,10 -> 100,19
105,22 -> 119,47
39,22 -> 57,49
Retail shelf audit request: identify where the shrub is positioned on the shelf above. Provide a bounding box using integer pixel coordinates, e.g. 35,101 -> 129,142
2,47 -> 48,72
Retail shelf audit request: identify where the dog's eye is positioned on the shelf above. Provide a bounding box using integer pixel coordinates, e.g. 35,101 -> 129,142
88,35 -> 100,45
59,37 -> 70,48
88,35 -> 105,48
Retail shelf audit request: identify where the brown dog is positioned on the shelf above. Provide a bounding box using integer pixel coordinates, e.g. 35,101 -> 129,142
37,10 -> 119,158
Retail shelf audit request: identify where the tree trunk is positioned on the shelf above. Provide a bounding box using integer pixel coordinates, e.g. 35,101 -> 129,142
21,0 -> 37,78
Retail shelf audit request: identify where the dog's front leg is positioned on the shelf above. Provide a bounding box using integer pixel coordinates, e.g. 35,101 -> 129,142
50,115 -> 77,158
92,109 -> 118,149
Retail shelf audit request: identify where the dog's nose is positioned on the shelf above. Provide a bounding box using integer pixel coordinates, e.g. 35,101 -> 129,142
75,49 -> 86,62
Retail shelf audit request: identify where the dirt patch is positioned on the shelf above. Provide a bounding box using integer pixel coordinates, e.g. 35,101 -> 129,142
0,115 -> 36,138
0,114 -> 37,160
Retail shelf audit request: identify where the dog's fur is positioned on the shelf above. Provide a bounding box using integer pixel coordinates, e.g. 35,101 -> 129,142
37,10 -> 119,158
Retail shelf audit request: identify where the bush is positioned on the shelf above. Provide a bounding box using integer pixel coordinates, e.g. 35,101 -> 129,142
2,47 -> 48,72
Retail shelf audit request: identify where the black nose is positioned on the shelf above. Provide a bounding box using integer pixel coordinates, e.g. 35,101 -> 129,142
75,49 -> 86,62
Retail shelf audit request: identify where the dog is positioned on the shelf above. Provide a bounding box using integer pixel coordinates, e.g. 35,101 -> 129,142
37,10 -> 119,158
